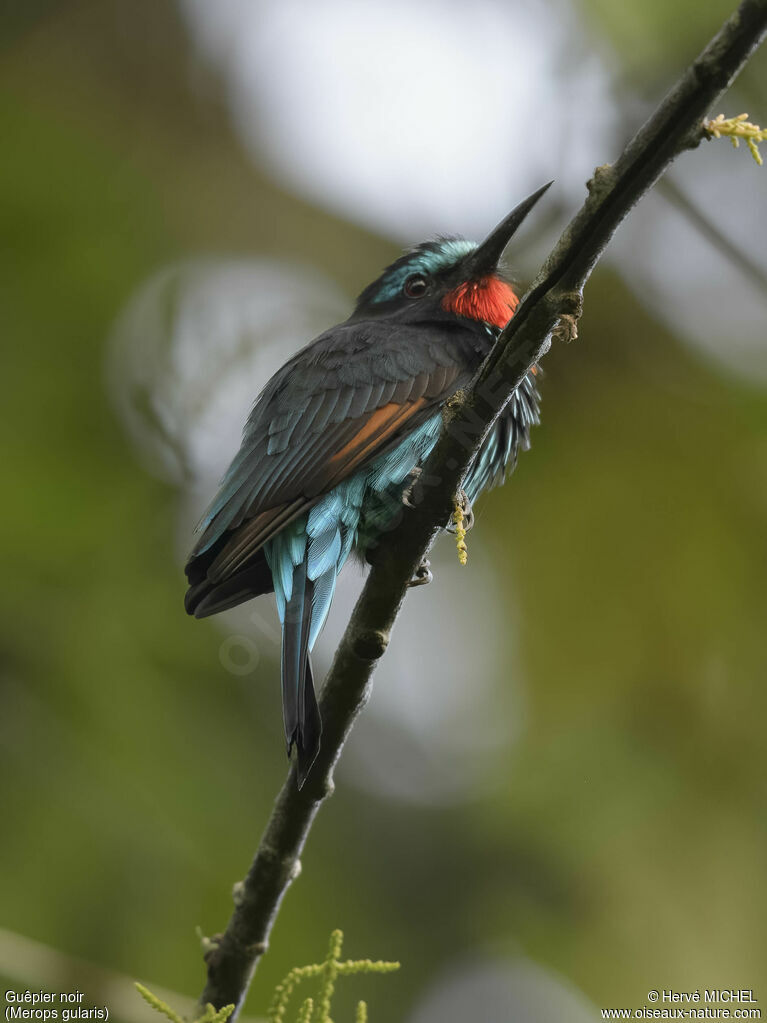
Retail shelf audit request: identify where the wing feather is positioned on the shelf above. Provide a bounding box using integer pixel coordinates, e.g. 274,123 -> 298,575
185,318 -> 479,595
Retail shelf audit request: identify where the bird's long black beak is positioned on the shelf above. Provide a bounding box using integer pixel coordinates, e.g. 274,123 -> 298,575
467,181 -> 553,278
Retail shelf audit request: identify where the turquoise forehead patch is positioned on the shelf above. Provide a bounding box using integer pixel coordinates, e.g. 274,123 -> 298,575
373,239 -> 477,303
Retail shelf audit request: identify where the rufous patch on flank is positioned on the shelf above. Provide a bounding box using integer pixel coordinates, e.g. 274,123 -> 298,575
325,399 -> 427,480
442,275 -> 519,329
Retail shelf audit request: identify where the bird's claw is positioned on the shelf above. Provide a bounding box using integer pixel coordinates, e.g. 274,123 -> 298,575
408,558 -> 433,587
446,488 -> 475,533
401,467 -> 422,509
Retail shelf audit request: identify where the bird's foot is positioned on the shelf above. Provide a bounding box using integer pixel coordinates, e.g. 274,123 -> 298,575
401,467 -> 422,508
446,488 -> 474,533
408,558 -> 433,587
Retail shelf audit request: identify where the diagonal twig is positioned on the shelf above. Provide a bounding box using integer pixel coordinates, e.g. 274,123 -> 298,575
196,0 -> 767,1015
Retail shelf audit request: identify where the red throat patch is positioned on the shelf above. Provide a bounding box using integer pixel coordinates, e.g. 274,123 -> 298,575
442,275 -> 519,328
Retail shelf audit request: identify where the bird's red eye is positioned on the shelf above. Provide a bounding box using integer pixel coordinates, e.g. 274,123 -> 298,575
404,274 -> 428,298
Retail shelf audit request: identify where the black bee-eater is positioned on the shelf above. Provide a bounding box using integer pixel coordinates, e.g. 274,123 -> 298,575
185,183 -> 551,785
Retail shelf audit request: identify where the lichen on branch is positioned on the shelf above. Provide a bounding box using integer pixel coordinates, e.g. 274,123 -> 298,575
704,112 -> 767,164
267,930 -> 399,1023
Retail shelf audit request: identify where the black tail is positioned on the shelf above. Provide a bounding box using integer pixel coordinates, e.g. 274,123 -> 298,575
282,563 -> 322,787
184,537 -> 274,618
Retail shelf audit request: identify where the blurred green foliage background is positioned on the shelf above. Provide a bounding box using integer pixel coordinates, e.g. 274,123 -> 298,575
1,2 -> 766,1020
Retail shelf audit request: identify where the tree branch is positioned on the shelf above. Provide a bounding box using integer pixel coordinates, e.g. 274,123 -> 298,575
197,0 -> 767,1015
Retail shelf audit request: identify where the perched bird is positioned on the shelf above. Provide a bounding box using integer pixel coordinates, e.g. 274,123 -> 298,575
185,183 -> 551,785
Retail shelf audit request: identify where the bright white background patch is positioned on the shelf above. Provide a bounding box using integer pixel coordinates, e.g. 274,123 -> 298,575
408,956 -> 598,1022
180,0 -> 616,240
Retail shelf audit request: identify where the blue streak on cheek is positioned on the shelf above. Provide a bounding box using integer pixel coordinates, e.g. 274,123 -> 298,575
373,267 -> 410,303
